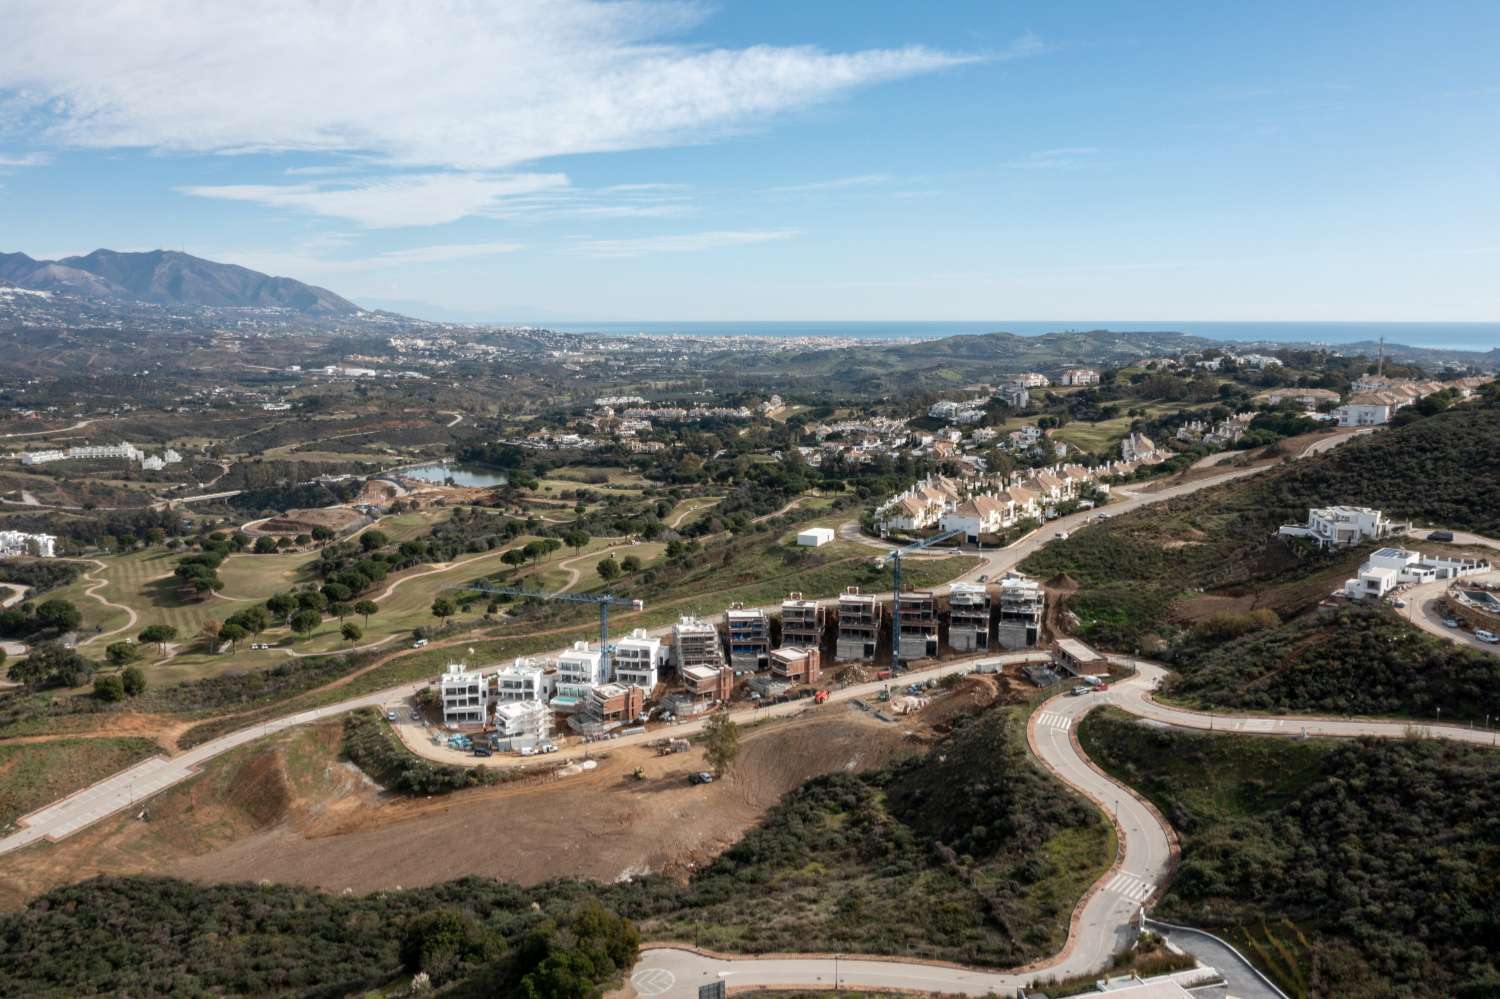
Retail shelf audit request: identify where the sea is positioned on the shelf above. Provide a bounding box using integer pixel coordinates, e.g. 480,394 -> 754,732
541,320 -> 1500,353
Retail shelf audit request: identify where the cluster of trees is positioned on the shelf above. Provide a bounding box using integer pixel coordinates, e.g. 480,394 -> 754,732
0,558 -> 82,594
0,876 -> 640,998
342,709 -> 509,795
1083,714 -> 1500,998
0,597 -> 82,643
4,640 -> 95,690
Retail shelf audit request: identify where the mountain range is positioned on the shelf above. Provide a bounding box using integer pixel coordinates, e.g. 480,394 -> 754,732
0,249 -> 359,316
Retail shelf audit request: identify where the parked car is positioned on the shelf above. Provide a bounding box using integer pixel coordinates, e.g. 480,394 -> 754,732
1054,530 -> 1070,540
1443,618 -> 1461,628
977,574 -> 989,582
688,771 -> 714,785
1429,530 -> 1455,542
1070,686 -> 1090,696
538,742 -> 558,754
385,710 -> 398,721
1393,599 -> 1406,608
412,638 -> 429,648
519,745 -> 538,757
472,746 -> 492,757
1476,629 -> 1499,644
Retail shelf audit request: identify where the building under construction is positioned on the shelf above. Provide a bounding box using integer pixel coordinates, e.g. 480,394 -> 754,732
723,604 -> 771,672
997,576 -> 1045,649
947,582 -> 991,652
672,616 -> 725,672
896,590 -> 940,661
780,592 -> 825,650
835,586 -> 881,661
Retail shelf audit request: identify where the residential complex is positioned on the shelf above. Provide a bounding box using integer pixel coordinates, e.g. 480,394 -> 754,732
1343,547 -> 1488,599
611,629 -> 664,691
439,662 -> 488,726
996,575 -> 1045,650
0,530 -> 57,558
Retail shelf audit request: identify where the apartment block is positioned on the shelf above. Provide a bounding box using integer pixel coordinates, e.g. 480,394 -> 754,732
835,587 -> 881,661
612,628 -> 664,691
769,646 -> 822,685
679,663 -> 735,702
947,583 -> 991,652
439,662 -> 488,726
996,576 -> 1045,649
724,604 -> 771,672
672,616 -> 725,672
780,592 -> 825,650
492,657 -> 555,703
896,590 -> 939,661
551,640 -> 606,713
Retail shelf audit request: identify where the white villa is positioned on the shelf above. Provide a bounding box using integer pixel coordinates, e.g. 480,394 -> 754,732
492,701 -> 550,743
1343,547 -> 1489,599
1279,506 -> 1396,548
550,640 -> 606,713
611,629 -> 665,691
492,657 -> 555,703
0,530 -> 57,558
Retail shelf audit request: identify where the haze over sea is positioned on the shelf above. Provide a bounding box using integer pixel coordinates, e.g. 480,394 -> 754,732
545,320 -> 1500,353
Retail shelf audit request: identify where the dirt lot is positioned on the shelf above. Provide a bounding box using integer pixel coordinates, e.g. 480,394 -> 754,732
0,706 -> 920,910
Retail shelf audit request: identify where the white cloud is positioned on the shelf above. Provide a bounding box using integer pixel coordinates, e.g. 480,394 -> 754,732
0,1 -> 978,170
566,228 -> 800,258
371,241 -> 525,265
180,172 -> 568,227
767,173 -> 892,193
0,152 -> 49,167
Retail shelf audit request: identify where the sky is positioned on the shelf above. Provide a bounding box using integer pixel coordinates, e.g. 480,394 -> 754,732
0,0 -> 1497,323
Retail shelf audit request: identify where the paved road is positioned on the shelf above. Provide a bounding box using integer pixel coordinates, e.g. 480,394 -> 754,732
0,582 -> 27,608
1397,573 -> 1500,656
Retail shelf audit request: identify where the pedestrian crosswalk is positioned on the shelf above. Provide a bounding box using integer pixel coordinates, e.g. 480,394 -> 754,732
1104,871 -> 1154,901
1036,711 -> 1072,732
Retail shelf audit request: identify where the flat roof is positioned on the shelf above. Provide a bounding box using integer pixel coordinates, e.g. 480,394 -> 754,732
1056,637 -> 1103,662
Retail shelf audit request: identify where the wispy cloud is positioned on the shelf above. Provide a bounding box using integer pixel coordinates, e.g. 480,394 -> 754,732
767,173 -> 892,194
0,1 -> 979,172
371,242 -> 524,265
566,228 -> 800,258
180,172 -> 569,228
0,152 -> 49,167
1001,147 -> 1101,170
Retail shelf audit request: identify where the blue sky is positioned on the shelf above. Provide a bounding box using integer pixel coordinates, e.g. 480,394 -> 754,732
1,0 -> 1497,322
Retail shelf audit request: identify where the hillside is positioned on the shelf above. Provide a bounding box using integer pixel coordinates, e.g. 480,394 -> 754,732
1080,712 -> 1500,998
0,249 -> 358,315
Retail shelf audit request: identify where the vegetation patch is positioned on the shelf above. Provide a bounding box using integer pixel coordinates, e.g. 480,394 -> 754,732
1080,710 -> 1500,998
341,707 -> 527,795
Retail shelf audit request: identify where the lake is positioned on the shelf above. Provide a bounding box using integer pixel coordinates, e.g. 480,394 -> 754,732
399,462 -> 509,488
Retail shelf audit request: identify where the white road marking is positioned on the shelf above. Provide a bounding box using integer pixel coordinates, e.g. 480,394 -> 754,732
1104,871 -> 1154,901
1037,711 -> 1072,732
631,968 -> 676,996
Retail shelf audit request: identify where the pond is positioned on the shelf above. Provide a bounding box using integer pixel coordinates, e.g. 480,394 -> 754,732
398,462 -> 509,488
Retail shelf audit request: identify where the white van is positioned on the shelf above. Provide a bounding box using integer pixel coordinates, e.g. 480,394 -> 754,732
412,638 -> 429,648
1476,629 -> 1499,644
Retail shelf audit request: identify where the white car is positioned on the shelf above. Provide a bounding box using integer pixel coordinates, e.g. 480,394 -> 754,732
412,638 -> 429,648
1476,629 -> 1499,644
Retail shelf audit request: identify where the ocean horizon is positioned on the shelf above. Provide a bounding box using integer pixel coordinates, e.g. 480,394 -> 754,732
539,320 -> 1500,353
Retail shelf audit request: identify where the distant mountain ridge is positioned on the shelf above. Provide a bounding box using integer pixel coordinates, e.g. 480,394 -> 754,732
0,249 -> 359,316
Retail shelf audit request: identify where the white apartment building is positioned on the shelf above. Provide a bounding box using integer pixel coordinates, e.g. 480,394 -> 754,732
551,640 -> 606,712
1120,432 -> 1158,462
1279,506 -> 1394,548
1343,547 -> 1489,599
492,657 -> 554,702
0,530 -> 57,558
1058,368 -> 1100,386
612,629 -> 664,691
1013,372 -> 1051,388
997,382 -> 1029,409
439,662 -> 488,726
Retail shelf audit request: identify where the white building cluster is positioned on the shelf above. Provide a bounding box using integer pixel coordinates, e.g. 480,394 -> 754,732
0,530 -> 57,558
1343,547 -> 1488,599
19,442 -> 182,469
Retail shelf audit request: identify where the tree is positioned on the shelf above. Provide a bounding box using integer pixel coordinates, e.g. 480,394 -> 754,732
138,624 -> 177,655
121,665 -> 147,697
501,549 -> 526,570
330,601 -> 352,622
233,606 -> 270,638
564,528 -> 590,554
266,593 -> 297,624
219,622 -> 248,651
522,541 -> 545,566
290,609 -> 322,637
94,673 -> 125,702
596,557 -> 621,582
35,598 -> 82,633
341,622 -> 363,646
252,536 -> 279,554
200,619 -> 222,652
360,529 -> 388,551
620,554 -> 641,574
702,710 -> 740,777
354,599 -> 378,625
105,641 -> 140,667
311,525 -> 334,543
431,596 -> 457,627
297,590 -> 328,613
399,909 -> 503,983
0,647 -> 6,672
